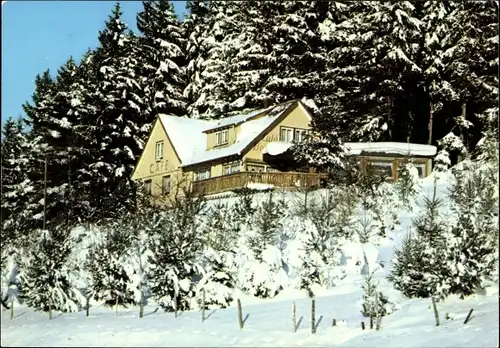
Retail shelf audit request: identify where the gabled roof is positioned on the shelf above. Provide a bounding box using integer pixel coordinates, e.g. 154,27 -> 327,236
158,100 -> 299,168
202,106 -> 275,133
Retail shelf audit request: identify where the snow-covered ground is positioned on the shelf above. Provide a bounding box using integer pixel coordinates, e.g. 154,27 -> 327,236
2,276 -> 498,347
2,171 -> 498,347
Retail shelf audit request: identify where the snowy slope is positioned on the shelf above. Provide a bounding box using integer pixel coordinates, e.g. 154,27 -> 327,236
2,169 -> 498,347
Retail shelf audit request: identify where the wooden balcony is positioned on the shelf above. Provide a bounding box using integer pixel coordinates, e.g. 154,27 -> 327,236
191,171 -> 328,196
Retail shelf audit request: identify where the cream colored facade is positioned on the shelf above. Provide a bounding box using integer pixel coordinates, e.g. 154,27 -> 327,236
131,100 -> 437,200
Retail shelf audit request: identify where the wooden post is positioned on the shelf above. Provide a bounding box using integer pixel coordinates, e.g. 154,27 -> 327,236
237,299 -> 243,329
201,289 -> 205,323
464,309 -> 474,324
369,304 -> 374,330
332,318 -> 336,327
311,298 -> 316,334
85,295 -> 90,317
49,301 -> 52,320
292,301 -> 297,333
361,321 -> 365,330
139,290 -> 144,319
432,297 -> 440,326
175,295 -> 178,319
10,300 -> 14,320
115,296 -> 119,316
43,157 -> 47,231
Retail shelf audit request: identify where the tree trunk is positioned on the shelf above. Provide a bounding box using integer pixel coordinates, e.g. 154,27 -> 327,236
428,101 -> 434,145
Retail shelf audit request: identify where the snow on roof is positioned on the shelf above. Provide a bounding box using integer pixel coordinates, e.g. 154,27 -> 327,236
262,141 -> 294,156
158,115 -> 212,166
158,101 -> 295,167
345,142 -> 437,157
203,106 -> 275,133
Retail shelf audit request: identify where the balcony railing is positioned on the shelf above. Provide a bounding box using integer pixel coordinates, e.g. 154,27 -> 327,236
191,171 -> 328,196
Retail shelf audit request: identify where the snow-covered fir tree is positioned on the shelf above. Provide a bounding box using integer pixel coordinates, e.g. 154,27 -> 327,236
84,221 -> 135,307
183,0 -> 210,118
388,184 -> 451,299
361,270 -> 393,319
1,118 -> 32,247
395,158 -> 422,211
267,1 -> 330,102
136,0 -> 186,117
198,202 -> 239,308
247,192 -> 287,261
82,3 -> 148,218
147,192 -> 205,312
445,159 -> 499,297
190,0 -> 246,118
18,227 -> 83,312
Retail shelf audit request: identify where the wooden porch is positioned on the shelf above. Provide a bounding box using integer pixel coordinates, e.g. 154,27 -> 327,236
191,171 -> 328,196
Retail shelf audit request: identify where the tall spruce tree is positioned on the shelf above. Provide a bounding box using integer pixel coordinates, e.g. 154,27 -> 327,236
263,1 -> 330,105
190,0 -> 246,119
83,3 -> 148,218
183,0 -> 210,118
136,0 -> 187,117
1,118 -> 32,247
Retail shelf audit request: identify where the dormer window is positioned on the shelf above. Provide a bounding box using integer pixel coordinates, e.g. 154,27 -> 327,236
280,127 -> 294,142
155,141 -> 164,161
215,129 -> 229,146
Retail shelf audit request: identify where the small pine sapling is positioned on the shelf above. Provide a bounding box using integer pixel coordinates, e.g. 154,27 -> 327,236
388,181 -> 451,299
18,228 -> 83,313
84,223 -> 135,308
361,271 -> 392,320
148,190 -> 205,312
395,157 -> 421,211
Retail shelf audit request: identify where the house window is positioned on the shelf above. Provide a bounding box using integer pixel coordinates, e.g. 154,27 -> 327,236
144,179 -> 152,195
223,162 -> 240,175
215,129 -> 229,146
294,129 -> 307,142
280,127 -> 294,142
155,141 -> 164,161
194,168 -> 211,181
368,161 -> 393,179
415,163 -> 426,178
247,164 -> 265,172
162,175 -> 171,195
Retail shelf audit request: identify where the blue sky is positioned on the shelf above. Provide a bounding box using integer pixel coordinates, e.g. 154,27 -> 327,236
1,0 -> 187,125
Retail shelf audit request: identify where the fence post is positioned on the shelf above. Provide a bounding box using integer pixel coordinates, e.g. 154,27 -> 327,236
311,298 -> 316,334
464,309 -> 474,324
432,297 -> 440,326
201,289 -> 206,323
237,299 -> 244,329
292,301 -> 297,333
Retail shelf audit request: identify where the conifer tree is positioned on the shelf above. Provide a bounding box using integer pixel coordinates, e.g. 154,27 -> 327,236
137,0 -> 186,117
183,0 -> 210,118
388,185 -> 451,299
84,222 -> 135,307
82,3 -> 148,218
18,228 -> 83,312
1,118 -> 30,246
147,192 -> 205,312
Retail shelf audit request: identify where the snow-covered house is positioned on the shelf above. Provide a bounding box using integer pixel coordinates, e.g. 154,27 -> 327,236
131,100 -> 437,198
